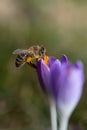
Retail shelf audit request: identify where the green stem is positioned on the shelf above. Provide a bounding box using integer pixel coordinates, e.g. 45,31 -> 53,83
59,115 -> 69,130
49,98 -> 58,130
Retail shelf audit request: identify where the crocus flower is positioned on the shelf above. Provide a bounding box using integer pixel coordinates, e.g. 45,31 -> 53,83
51,57 -> 84,130
37,56 -> 58,130
37,55 -> 70,99
37,55 -> 84,130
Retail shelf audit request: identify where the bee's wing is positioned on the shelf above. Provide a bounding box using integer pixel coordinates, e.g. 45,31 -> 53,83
12,49 -> 28,55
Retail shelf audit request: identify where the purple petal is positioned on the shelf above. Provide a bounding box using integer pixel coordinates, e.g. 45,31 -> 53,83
59,65 -> 84,102
48,56 -> 56,67
57,63 -> 84,116
37,59 -> 50,93
75,61 -> 84,69
37,59 -> 47,92
41,60 -> 50,90
50,60 -> 61,99
60,55 -> 68,63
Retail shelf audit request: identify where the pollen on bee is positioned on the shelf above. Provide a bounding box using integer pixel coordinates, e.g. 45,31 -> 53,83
25,57 -> 34,63
37,55 -> 49,65
43,55 -> 49,65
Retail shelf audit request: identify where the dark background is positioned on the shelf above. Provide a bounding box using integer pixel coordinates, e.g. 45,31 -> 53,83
0,0 -> 87,129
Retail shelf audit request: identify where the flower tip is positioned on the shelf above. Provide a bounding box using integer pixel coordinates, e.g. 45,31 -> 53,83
75,61 -> 84,69
48,56 -> 56,67
61,54 -> 68,63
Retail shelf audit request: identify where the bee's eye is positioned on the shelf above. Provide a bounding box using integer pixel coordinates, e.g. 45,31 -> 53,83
40,47 -> 45,55
41,47 -> 44,51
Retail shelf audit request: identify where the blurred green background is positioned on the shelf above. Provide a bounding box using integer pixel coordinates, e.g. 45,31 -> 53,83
0,0 -> 87,129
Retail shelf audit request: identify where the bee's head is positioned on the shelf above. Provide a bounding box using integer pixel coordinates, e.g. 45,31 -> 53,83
39,46 -> 46,56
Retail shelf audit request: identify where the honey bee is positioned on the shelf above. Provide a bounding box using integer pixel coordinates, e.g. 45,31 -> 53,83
13,45 -> 46,68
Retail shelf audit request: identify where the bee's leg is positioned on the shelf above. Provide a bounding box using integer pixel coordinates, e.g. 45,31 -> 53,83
27,62 -> 36,69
